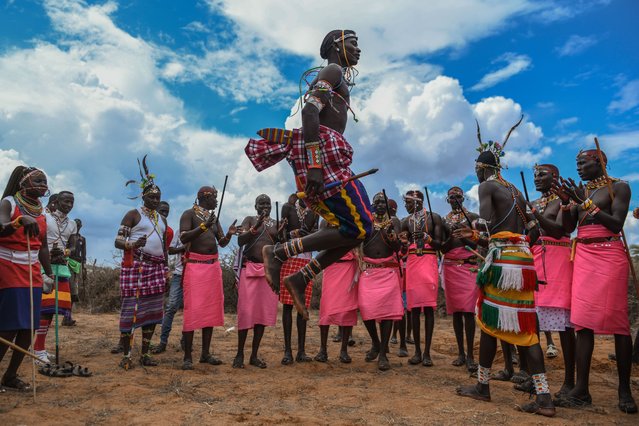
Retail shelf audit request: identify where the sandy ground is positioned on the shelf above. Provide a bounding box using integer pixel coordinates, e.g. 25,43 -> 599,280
1,309 -> 638,425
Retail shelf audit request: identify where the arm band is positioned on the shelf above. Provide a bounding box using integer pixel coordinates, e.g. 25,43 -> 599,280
306,142 -> 322,169
305,95 -> 325,112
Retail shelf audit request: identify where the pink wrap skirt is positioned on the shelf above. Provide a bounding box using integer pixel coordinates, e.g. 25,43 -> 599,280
443,247 -> 478,314
182,252 -> 224,332
532,237 -> 573,310
237,262 -> 278,331
571,225 -> 630,335
405,244 -> 438,310
358,255 -> 404,322
319,252 -> 358,326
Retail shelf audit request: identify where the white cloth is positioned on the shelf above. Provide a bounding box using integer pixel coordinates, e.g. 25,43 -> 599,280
46,211 -> 77,252
170,236 -> 183,275
130,207 -> 166,257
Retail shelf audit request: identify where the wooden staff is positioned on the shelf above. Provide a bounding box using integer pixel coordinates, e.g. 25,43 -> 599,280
0,336 -> 42,363
297,168 -> 379,199
464,245 -> 486,262
452,199 -> 473,227
423,186 -> 435,231
593,137 -> 638,289
27,237 -> 36,401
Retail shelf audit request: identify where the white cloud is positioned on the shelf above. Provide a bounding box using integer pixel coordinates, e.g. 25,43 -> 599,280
556,116 -> 579,129
471,53 -> 532,91
608,79 -> 639,114
556,34 -> 598,57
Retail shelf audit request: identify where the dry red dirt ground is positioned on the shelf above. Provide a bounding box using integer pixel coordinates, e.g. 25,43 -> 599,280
1,309 -> 638,425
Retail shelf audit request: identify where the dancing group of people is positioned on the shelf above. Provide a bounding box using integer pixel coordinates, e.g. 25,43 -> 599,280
0,28 -> 637,419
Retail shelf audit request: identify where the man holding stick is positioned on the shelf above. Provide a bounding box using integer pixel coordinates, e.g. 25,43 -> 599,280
553,147 -> 636,413
245,30 -> 373,320
178,186 -> 236,370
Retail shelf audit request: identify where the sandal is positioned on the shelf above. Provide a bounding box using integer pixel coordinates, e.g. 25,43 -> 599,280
456,384 -> 491,402
422,356 -> 433,367
296,352 -> 312,362
139,354 -> 158,367
466,359 -> 478,373
491,369 -> 513,381
545,343 -> 559,359
452,355 -> 466,367
199,354 -> 223,365
249,357 -> 267,369
365,348 -> 380,362
516,401 -> 556,417
232,356 -> 244,369
618,395 -> 638,414
397,347 -> 409,358
408,353 -> 422,365
72,365 -> 93,377
119,356 -> 134,370
378,358 -> 391,371
281,352 -> 294,365
510,370 -> 529,384
339,352 -> 352,364
314,351 -> 328,363
181,360 -> 194,371
1,375 -> 32,392
38,364 -> 72,378
553,393 -> 592,408
514,378 -> 534,395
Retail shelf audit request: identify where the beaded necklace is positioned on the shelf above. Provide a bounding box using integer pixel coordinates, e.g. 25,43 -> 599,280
411,208 -> 428,235
445,208 -> 467,227
585,175 -> 618,197
295,200 -> 308,226
373,213 -> 392,231
193,204 -> 212,222
14,191 -> 43,217
534,192 -> 558,215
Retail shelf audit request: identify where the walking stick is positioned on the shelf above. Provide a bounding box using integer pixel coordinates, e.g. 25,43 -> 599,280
0,336 -> 42,362
53,264 -> 60,366
423,186 -> 435,231
26,237 -> 36,402
593,137 -> 638,291
452,199 -> 473,227
275,201 -> 279,241
382,189 -> 403,278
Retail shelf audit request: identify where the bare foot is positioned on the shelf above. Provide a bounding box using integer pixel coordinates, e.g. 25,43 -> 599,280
283,273 -> 309,321
262,245 -> 283,294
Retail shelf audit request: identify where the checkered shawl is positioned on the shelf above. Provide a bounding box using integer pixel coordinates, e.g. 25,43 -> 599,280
245,125 -> 354,202
119,251 -> 167,298
279,257 -> 313,307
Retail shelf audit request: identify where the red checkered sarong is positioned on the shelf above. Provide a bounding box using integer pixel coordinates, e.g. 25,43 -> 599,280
279,257 -> 313,307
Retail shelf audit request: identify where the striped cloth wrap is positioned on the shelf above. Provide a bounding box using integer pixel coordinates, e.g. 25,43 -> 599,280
475,232 -> 539,346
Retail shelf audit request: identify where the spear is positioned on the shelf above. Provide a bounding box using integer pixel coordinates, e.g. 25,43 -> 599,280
215,175 -> 229,226
593,137 -> 638,290
297,168 -> 379,199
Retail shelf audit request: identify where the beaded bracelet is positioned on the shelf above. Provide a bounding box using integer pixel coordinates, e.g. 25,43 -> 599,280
581,198 -> 593,211
10,216 -> 23,230
305,142 -> 322,169
199,223 -> 208,232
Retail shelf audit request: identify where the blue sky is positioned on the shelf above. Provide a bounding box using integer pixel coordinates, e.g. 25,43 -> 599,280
1,0 -> 638,262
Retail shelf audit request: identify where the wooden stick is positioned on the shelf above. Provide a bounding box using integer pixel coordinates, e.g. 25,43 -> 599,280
215,175 -> 229,225
27,237 -> 36,401
0,336 -> 42,363
593,137 -> 638,290
464,245 -> 486,262
382,189 -> 403,278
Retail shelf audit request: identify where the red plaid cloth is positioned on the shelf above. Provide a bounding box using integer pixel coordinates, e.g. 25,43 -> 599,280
119,251 -> 167,298
245,125 -> 353,203
279,257 -> 313,307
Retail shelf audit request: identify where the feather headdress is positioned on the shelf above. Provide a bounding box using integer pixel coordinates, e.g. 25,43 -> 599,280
125,155 -> 159,199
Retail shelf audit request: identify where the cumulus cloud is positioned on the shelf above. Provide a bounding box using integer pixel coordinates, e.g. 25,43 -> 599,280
471,53 -> 532,91
0,0 -> 551,261
556,34 -> 598,57
608,79 -> 639,114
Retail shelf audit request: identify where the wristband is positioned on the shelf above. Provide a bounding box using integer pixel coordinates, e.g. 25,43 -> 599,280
199,223 -> 208,232
305,142 -> 322,169
526,219 -> 538,231
470,230 -> 480,242
581,198 -> 593,211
